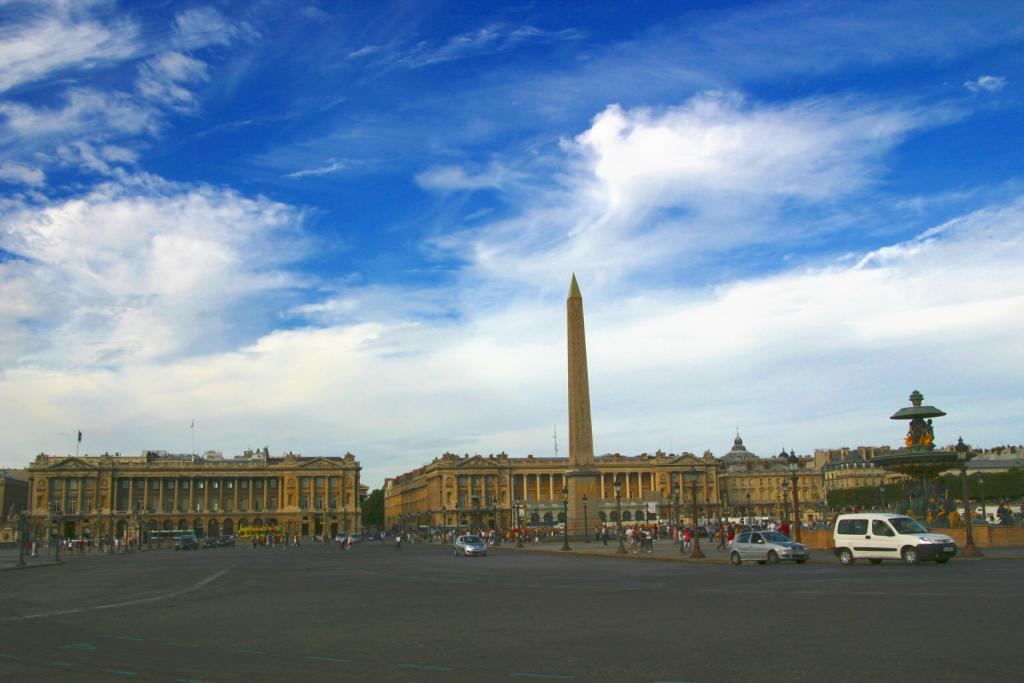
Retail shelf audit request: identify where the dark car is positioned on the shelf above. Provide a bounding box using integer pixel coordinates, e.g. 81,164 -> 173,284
201,537 -> 220,548
174,535 -> 198,551
219,535 -> 235,547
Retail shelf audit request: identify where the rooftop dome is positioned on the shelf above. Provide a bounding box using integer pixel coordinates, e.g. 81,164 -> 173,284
723,432 -> 758,462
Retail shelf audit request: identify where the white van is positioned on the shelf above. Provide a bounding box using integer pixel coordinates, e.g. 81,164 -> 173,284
832,513 -> 957,565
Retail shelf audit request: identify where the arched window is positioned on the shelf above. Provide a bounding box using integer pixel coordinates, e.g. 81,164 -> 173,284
529,512 -> 540,523
598,511 -> 607,521
543,512 -> 553,523
623,511 -> 632,521
557,512 -> 565,522
610,511 -> 619,521
178,519 -> 188,531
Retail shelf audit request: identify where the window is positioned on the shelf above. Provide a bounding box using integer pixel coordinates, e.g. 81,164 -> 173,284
241,480 -> 249,489
269,479 -> 277,489
837,519 -> 868,535
151,480 -> 159,489
329,477 -> 338,487
872,520 -> 894,537
299,496 -> 308,510
315,477 -> 324,486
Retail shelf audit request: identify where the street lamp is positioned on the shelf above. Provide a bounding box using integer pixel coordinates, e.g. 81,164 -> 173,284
956,437 -> 983,557
786,449 -> 802,543
978,475 -> 987,524
782,479 -> 790,526
614,477 -> 626,554
560,486 -> 571,551
473,497 -> 481,533
684,470 -> 704,558
879,483 -> 887,512
515,500 -> 524,547
582,494 -> 590,543
672,482 -> 681,526
745,492 -> 751,524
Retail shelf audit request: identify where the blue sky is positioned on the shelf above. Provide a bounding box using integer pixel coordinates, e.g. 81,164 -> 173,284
1,0 -> 1023,487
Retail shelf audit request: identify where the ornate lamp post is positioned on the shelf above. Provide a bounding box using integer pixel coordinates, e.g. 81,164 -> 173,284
473,497 -> 481,533
786,450 -> 802,542
515,500 -> 524,547
978,475 -> 987,524
879,484 -> 887,512
745,492 -> 751,524
781,479 -> 790,526
582,494 -> 590,543
684,470 -> 705,558
560,486 -> 571,551
956,438 -> 983,556
614,477 -> 626,554
672,482 -> 681,527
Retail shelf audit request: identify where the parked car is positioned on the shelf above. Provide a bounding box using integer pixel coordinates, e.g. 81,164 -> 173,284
219,535 -> 235,547
174,535 -> 198,551
833,513 -> 957,565
730,531 -> 809,565
454,534 -> 487,557
201,537 -> 220,548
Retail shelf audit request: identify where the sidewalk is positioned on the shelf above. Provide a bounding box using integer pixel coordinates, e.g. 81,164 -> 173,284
0,544 -> 152,571
489,537 -> 1024,564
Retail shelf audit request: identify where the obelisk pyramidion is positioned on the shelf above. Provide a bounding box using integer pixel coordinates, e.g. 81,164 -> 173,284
565,274 -> 600,539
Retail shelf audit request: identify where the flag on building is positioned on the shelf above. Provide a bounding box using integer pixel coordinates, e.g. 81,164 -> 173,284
77,430 -> 82,443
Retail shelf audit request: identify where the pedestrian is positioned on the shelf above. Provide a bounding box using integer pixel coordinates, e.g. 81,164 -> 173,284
601,526 -> 608,546
683,527 -> 692,551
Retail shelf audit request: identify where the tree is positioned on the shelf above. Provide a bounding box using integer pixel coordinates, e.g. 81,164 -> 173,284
362,488 -> 384,528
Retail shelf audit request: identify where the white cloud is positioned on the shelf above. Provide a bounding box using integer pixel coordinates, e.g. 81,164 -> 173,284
285,159 -> 347,178
415,162 -> 523,192
0,161 -> 44,186
434,92 -> 927,289
136,52 -> 210,111
964,75 -> 1007,93
172,7 -> 257,51
0,3 -> 140,93
0,87 -> 157,139
0,175 -> 308,368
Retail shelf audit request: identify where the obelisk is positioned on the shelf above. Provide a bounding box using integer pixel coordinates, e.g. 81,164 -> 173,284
564,274 -> 600,540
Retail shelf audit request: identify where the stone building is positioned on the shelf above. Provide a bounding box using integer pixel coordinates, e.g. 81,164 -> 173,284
25,448 -> 361,542
384,449 -> 722,533
720,435 -> 825,523
817,446 -> 906,495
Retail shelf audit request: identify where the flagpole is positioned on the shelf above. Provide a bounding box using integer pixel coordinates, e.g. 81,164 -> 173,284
76,430 -> 81,458
191,420 -> 195,457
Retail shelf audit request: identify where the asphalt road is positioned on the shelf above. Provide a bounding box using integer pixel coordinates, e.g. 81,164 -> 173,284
0,542 -> 1019,682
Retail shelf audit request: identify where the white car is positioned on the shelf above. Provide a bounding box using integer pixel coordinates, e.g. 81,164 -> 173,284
833,513 -> 957,565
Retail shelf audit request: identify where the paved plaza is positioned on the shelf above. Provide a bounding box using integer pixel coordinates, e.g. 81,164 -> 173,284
1,541 -> 1021,682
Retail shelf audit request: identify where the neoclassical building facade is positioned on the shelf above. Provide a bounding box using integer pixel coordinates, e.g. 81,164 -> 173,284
26,448 -> 361,541
385,434 -> 831,532
385,449 -> 725,533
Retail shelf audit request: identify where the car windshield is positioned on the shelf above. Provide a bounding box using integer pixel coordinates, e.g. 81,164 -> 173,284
463,536 -> 482,543
889,517 -> 928,534
762,532 -> 791,543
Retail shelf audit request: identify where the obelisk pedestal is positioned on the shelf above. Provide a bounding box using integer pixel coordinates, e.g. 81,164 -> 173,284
565,274 -> 600,540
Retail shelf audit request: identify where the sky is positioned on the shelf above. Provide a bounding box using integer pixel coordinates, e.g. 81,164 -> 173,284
1,0 -> 1023,488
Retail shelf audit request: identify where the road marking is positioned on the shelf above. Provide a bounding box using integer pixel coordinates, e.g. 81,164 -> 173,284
510,673 -> 576,680
305,656 -> 351,663
238,649 -> 268,655
399,663 -> 455,671
59,642 -> 97,650
0,565 -> 235,621
175,679 -> 212,683
0,653 -> 22,660
45,661 -> 72,667
104,669 -> 139,676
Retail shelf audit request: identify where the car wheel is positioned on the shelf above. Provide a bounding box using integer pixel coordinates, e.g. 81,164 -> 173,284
767,551 -> 780,565
869,559 -> 883,565
730,552 -> 742,566
795,559 -> 806,564
901,547 -> 919,565
935,557 -> 950,564
757,560 -> 766,565
838,548 -> 854,566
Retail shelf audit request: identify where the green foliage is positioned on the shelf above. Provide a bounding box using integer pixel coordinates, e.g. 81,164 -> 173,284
361,488 -> 384,528
826,469 -> 1024,510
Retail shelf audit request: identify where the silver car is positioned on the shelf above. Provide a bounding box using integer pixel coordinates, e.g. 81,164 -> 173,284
454,534 -> 487,557
730,531 -> 809,565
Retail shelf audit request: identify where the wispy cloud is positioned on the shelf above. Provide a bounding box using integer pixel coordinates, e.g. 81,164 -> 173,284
285,159 -> 348,178
172,7 -> 259,51
136,52 -> 210,112
0,161 -> 45,186
0,1 -> 140,94
964,75 -> 1007,93
389,23 -> 580,69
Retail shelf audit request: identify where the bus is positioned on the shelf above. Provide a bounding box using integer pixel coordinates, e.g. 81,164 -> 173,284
237,526 -> 281,540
